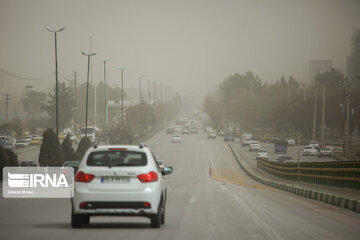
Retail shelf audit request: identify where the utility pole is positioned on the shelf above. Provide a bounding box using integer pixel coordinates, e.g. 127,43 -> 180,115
4,94 -> 11,124
321,82 -> 326,146
344,78 -> 351,159
139,75 -> 143,104
312,82 -> 318,140
73,71 -> 78,134
82,51 -> 96,138
103,60 -> 110,144
46,26 -> 65,136
153,81 -> 156,105
148,79 -> 151,105
120,68 -> 126,125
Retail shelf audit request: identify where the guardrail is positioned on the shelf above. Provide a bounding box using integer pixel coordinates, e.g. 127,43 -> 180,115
257,159 -> 360,190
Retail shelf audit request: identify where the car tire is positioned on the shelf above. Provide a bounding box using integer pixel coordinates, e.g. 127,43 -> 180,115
71,209 -> 84,228
151,202 -> 162,228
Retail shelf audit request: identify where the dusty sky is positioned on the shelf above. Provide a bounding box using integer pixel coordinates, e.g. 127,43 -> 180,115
0,0 -> 359,102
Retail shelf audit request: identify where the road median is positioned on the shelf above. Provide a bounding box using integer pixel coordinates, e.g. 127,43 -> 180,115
228,143 -> 360,214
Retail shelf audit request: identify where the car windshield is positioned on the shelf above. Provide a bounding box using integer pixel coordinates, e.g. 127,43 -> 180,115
87,151 -> 147,167
304,147 -> 313,149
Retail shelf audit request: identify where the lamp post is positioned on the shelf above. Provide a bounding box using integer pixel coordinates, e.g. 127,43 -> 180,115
103,59 -> 111,144
46,26 -> 65,136
139,75 -> 144,104
118,67 -> 127,125
82,51 -> 96,137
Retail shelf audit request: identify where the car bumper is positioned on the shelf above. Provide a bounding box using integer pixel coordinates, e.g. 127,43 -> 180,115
73,185 -> 161,215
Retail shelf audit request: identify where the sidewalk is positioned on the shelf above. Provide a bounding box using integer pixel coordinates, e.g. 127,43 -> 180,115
229,143 -> 360,209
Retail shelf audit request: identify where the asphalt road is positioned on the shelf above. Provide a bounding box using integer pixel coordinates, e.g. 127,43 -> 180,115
1,130 -> 360,240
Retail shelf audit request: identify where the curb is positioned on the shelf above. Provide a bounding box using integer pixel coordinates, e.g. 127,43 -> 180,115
228,143 -> 360,214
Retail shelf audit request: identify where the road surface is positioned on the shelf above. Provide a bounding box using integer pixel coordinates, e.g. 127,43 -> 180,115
1,130 -> 359,240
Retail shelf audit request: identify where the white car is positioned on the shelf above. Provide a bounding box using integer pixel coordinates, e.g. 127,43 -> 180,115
303,146 -> 318,156
15,139 -> 30,148
249,142 -> 261,152
208,132 -> 217,138
72,144 -> 173,228
287,138 -> 296,146
171,135 -> 182,143
309,141 -> 320,149
256,149 -> 269,160
242,138 -> 252,146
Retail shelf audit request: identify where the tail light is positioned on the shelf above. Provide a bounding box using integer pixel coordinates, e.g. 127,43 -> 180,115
75,171 -> 95,183
137,171 -> 158,183
144,202 -> 151,208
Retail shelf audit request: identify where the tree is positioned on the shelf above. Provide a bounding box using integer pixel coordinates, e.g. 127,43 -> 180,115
4,149 -> 19,166
22,90 -> 47,130
75,137 -> 92,160
42,82 -> 75,129
0,146 -> 9,179
61,134 -> 76,161
203,93 -> 223,129
38,129 -> 64,166
109,124 -> 134,144
0,122 -> 22,137
126,104 -> 152,136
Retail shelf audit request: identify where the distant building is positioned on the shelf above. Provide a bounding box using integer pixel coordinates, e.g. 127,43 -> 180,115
309,59 -> 333,84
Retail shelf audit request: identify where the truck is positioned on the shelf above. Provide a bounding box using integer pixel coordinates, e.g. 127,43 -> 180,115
79,126 -> 98,143
274,140 -> 288,154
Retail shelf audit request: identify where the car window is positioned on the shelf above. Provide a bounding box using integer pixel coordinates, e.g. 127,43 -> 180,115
87,151 -> 147,167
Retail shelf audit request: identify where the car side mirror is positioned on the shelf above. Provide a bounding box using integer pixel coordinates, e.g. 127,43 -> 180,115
162,166 -> 173,175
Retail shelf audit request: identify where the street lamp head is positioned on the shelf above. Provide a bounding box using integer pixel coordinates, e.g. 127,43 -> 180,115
46,26 -> 66,33
117,67 -> 127,71
104,59 -> 111,63
82,51 -> 96,56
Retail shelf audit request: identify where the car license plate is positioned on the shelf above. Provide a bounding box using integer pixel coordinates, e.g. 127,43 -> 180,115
101,176 -> 130,184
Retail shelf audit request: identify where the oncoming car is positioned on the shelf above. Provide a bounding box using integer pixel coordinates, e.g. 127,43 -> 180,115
71,144 -> 173,228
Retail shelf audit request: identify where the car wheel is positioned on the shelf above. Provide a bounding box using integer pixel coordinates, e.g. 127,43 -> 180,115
71,209 -> 84,228
161,205 -> 165,225
151,202 -> 162,228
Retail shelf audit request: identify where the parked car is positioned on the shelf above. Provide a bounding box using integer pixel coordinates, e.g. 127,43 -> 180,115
218,131 -> 226,136
309,141 -> 320,149
171,135 -> 182,143
276,156 -> 295,163
20,160 -> 37,167
182,129 -> 190,134
71,144 -> 173,228
224,133 -> 235,142
318,148 -> 332,158
62,161 -> 81,173
256,149 -> 269,160
15,139 -> 30,148
303,146 -> 318,156
287,138 -> 296,146
249,142 -> 261,152
190,128 -> 198,134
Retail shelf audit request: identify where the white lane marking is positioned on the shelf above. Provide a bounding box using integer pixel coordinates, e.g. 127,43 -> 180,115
232,193 -> 284,240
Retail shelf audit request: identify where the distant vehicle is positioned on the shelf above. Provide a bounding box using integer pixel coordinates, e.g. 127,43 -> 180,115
256,149 -> 269,160
271,136 -> 281,143
218,131 -> 225,136
0,136 -> 8,148
309,141 -> 320,149
249,142 -> 261,152
172,135 -> 182,143
241,132 -> 252,140
274,140 -> 288,154
224,133 -> 235,142
15,139 -> 30,148
208,131 -> 217,139
166,128 -> 175,134
20,160 -> 37,167
303,146 -> 318,156
262,135 -> 271,143
4,142 -> 15,149
242,138 -> 252,146
24,135 -> 32,142
190,128 -> 198,134
287,138 -> 296,146
62,161 -> 81,173
276,156 -> 295,163
182,129 -> 190,134
318,148 -> 332,158
80,126 -> 98,143
30,135 -> 42,145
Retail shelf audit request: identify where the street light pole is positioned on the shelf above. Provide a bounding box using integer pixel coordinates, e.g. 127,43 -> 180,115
321,82 -> 326,146
139,75 -> 144,104
82,51 -> 96,138
103,60 -> 110,144
312,82 -> 318,141
46,26 -> 65,136
148,79 -> 151,105
119,67 -> 126,125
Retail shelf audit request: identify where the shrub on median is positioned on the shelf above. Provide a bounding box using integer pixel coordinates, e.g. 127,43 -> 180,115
75,137 -> 92,160
0,145 -> 9,179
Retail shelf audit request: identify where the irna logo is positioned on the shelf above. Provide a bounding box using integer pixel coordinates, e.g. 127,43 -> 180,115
8,172 -> 69,188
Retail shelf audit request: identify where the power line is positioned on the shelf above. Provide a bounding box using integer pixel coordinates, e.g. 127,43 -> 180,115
0,67 -> 54,81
